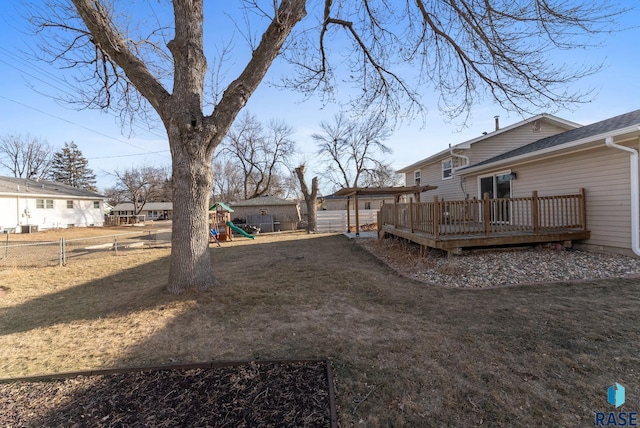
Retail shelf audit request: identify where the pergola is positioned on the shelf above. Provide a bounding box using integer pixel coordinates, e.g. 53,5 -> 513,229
332,185 -> 437,235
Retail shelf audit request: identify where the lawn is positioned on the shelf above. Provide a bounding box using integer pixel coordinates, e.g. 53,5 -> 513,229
1,230 -> 639,426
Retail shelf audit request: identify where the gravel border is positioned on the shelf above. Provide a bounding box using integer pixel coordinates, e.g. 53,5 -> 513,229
358,240 -> 640,288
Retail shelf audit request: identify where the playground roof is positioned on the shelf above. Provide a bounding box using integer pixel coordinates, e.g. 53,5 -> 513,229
210,202 -> 234,212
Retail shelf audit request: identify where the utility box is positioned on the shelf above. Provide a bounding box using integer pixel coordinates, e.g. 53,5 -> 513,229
21,225 -> 38,234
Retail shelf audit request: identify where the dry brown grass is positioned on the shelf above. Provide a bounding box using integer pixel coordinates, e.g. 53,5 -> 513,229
1,229 -> 640,426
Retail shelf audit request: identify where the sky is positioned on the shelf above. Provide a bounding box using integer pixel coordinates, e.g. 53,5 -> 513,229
0,1 -> 638,195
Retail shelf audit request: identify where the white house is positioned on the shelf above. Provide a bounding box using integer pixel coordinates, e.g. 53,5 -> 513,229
111,202 -> 174,222
0,176 -> 105,233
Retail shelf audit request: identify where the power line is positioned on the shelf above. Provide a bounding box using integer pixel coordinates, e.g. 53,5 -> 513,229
0,46 -> 169,141
0,95 -> 171,161
88,150 -> 169,160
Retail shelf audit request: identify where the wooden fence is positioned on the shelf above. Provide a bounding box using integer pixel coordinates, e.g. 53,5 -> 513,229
379,189 -> 587,238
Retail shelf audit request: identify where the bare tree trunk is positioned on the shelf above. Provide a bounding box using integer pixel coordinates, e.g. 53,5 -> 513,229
167,131 -> 216,293
64,0 -> 307,294
295,165 -> 319,234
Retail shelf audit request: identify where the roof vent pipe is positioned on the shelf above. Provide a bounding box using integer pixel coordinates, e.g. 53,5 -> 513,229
494,116 -> 500,131
605,136 -> 640,256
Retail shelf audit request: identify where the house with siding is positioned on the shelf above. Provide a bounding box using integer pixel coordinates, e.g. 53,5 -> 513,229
111,202 -> 173,222
397,109 -> 640,256
0,176 -> 105,233
228,195 -> 301,232
398,114 -> 581,201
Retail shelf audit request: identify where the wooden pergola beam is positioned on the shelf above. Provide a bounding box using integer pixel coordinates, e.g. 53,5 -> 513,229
333,185 -> 438,236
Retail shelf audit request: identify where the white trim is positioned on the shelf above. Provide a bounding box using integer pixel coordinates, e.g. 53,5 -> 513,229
477,170 -> 512,199
460,124 -> 640,175
413,169 -> 421,185
442,158 -> 453,180
397,113 -> 581,173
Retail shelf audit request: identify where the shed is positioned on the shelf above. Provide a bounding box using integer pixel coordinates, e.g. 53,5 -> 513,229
228,195 -> 301,232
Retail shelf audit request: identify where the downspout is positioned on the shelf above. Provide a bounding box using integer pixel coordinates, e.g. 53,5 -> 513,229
449,144 -> 470,172
605,136 -> 640,256
450,145 -> 471,199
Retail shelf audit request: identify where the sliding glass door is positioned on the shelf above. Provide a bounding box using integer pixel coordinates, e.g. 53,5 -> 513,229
479,172 -> 512,223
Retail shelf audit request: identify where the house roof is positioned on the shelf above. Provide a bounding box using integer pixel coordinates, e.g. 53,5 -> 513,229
460,109 -> 640,173
0,176 -> 103,199
113,202 -> 174,211
229,195 -> 298,207
397,113 -> 581,173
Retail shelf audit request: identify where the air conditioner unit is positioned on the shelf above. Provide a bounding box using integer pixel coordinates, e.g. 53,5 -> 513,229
21,225 -> 38,233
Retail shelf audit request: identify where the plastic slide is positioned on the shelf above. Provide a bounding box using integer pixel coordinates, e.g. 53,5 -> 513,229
226,221 -> 256,239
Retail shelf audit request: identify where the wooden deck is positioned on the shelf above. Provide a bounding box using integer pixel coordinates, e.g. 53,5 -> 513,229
378,189 -> 590,254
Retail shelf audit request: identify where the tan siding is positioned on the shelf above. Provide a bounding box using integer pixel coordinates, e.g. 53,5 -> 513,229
413,162 -> 468,201
468,122 -> 569,164
405,120 -> 571,200
467,144 -> 634,250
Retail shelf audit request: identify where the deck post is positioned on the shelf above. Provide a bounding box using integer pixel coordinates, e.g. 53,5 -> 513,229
579,188 -> 587,230
346,197 -> 351,233
433,195 -> 439,239
483,192 -> 491,236
354,193 -> 360,236
532,191 -> 540,233
409,199 -> 414,233
394,197 -> 398,229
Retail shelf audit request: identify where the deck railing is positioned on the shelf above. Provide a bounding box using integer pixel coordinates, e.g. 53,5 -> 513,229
379,189 -> 587,238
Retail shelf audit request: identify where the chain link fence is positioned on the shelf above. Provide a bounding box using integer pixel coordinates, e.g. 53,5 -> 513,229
0,229 -> 172,270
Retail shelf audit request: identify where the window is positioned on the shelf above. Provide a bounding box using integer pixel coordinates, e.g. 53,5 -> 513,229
442,158 -> 453,180
364,202 -> 371,210
67,200 -> 74,209
414,170 -> 421,185
36,199 -> 54,209
93,201 -> 100,209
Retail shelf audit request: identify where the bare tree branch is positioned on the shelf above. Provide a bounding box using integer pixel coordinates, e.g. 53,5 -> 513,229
0,134 -> 54,180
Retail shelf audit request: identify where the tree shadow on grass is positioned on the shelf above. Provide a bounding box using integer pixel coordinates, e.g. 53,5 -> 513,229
0,254 -> 181,336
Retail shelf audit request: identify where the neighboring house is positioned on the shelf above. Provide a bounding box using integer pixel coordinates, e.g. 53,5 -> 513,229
0,176 -> 105,233
111,202 -> 173,222
228,195 -> 301,232
399,109 -> 640,256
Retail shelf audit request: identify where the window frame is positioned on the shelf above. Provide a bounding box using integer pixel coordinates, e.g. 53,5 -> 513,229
442,158 -> 453,180
413,170 -> 421,185
36,199 -> 54,209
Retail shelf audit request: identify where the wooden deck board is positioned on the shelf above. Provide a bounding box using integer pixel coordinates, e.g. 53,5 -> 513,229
380,225 -> 590,253
378,190 -> 589,254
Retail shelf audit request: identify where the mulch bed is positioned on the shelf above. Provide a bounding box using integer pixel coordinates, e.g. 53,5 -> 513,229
0,360 -> 336,427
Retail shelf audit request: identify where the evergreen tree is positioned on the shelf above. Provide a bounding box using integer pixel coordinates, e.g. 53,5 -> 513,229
49,142 -> 97,191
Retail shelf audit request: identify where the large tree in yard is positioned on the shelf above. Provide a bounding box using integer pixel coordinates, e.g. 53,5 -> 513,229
34,0 -> 624,294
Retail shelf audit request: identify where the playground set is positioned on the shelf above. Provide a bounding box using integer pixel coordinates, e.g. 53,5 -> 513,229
209,203 -> 255,245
